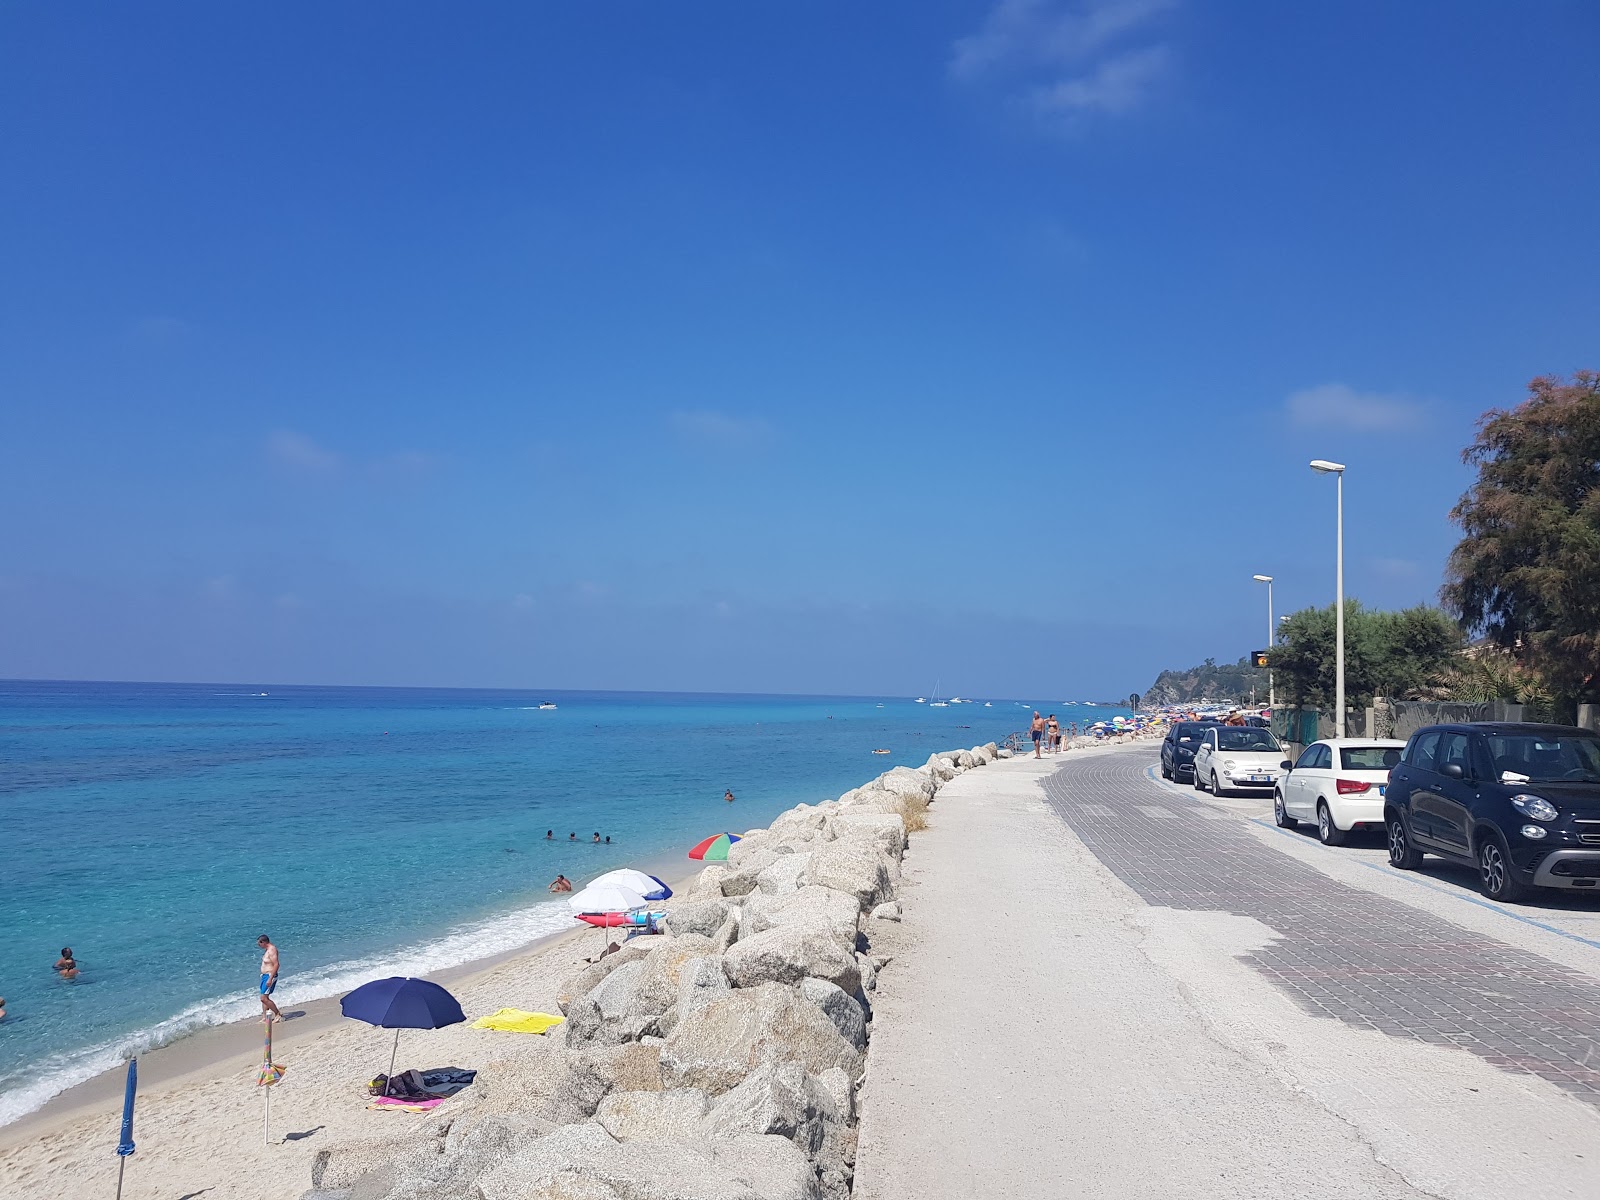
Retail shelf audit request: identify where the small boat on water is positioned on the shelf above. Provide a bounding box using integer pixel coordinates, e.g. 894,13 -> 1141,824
538,702 -> 558,710
871,748 -> 891,755
984,702 -> 993,707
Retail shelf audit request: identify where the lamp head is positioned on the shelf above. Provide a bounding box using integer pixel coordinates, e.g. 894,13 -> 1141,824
1309,459 -> 1346,474
1252,574 -> 1273,583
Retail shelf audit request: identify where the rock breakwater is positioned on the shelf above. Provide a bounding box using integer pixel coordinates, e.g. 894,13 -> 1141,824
302,743 -> 1004,1200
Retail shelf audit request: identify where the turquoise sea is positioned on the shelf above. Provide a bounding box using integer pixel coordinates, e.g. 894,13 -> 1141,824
0,680 -> 1125,1125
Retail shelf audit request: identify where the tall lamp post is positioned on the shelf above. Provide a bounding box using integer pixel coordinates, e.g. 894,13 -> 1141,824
1310,459 -> 1347,737
1252,574 -> 1274,709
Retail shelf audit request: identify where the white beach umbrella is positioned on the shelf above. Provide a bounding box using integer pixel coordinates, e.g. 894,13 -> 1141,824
588,868 -> 671,900
566,882 -> 649,915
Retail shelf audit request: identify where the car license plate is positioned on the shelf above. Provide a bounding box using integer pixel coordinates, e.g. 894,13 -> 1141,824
1249,774 -> 1271,783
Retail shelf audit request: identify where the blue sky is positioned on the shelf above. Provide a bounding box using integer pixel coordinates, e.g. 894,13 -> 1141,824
2,2 -> 1597,698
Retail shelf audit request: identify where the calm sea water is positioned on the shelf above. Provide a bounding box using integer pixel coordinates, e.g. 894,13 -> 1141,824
0,680 -> 1124,1125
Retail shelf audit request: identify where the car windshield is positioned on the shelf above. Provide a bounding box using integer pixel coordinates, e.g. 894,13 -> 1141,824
1216,728 -> 1280,752
1341,746 -> 1403,771
1484,733 -> 1600,784
1175,724 -> 1212,740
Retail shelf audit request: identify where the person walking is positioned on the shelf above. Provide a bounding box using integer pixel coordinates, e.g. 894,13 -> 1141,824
1030,712 -> 1046,758
256,934 -> 283,1022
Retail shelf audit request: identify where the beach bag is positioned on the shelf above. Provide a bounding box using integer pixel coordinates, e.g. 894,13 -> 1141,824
368,1074 -> 389,1096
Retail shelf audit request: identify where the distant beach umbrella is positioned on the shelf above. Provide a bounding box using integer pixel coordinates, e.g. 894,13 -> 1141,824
114,1057 -> 136,1200
588,868 -> 672,901
340,977 -> 466,1097
688,832 -> 741,861
566,882 -> 650,915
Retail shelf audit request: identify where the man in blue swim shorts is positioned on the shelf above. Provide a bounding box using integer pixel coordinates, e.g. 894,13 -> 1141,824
257,934 -> 283,1022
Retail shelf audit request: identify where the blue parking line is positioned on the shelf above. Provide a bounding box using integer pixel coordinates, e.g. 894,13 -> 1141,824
1137,762 -> 1600,954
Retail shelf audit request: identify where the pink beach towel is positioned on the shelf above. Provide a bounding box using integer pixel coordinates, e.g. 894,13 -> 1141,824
367,1095 -> 444,1112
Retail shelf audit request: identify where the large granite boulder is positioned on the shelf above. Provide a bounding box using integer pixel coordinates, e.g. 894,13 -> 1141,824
593,1087 -> 711,1143
660,982 -> 864,1096
678,953 -> 732,1016
797,978 -> 867,1049
830,813 -> 906,860
742,885 -> 859,939
546,1043 -> 663,1123
800,840 -> 893,910
564,960 -> 655,1047
722,918 -> 860,994
475,1122 -> 820,1200
665,898 -> 732,939
924,754 -> 958,782
755,851 -> 811,896
701,1061 -> 831,1156
877,766 -> 935,800
557,942 -> 652,1014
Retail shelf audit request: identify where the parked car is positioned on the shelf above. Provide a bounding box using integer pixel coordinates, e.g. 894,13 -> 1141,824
1384,722 -> 1600,902
1275,738 -> 1406,845
1160,721 -> 1220,782
1192,725 -> 1287,796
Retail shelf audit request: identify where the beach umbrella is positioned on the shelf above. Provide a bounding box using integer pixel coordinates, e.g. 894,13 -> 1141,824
340,977 -> 466,1097
113,1057 -> 136,1200
688,832 -> 741,861
257,1015 -> 286,1144
588,868 -> 672,901
566,882 -> 650,915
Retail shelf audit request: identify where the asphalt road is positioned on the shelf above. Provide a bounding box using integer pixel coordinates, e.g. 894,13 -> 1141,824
853,744 -> 1600,1200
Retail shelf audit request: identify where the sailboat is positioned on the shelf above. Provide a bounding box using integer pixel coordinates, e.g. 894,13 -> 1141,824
929,679 -> 949,708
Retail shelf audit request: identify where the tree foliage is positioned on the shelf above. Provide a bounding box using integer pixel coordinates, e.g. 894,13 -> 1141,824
1443,372 -> 1600,700
1274,601 -> 1461,709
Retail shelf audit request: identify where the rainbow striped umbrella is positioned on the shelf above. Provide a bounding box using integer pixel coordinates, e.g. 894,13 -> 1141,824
688,832 -> 741,861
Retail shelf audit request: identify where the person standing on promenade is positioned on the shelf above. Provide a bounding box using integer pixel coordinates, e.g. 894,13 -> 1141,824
1030,712 -> 1046,758
1047,715 -> 1060,753
257,934 -> 283,1022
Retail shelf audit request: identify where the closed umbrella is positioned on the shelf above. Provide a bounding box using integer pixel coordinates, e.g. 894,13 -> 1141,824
340,977 -> 465,1097
587,869 -> 672,901
257,1015 -> 286,1144
113,1058 -> 136,1200
688,833 -> 741,861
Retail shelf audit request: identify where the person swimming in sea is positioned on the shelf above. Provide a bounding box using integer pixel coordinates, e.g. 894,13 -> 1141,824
548,875 -> 573,893
54,948 -> 79,980
592,832 -> 601,844
724,789 -> 735,803
546,830 -> 553,840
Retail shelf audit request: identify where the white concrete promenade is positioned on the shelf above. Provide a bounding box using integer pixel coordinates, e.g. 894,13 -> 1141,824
853,744 -> 1600,1200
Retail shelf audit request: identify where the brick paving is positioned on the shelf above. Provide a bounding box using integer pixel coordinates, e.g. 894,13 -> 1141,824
1043,750 -> 1600,1104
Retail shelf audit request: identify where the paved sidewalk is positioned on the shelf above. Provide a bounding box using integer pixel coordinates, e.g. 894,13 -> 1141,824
1046,751 -> 1600,1103
853,746 -> 1600,1200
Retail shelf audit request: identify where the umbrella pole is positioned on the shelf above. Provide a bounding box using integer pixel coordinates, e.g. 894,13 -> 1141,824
115,1157 -> 126,1200
386,1028 -> 400,1097
263,1086 -> 270,1146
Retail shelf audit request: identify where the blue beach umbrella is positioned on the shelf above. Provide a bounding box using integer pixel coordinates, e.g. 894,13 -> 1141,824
114,1057 -> 136,1200
340,977 -> 466,1096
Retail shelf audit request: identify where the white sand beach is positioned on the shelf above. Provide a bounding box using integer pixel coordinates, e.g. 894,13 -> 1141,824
0,914 -> 630,1200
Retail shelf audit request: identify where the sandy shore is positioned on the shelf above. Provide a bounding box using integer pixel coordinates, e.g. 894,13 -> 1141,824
0,859 -> 692,1200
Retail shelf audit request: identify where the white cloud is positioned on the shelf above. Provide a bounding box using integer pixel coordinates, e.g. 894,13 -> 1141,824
950,0 -> 1176,126
266,430 -> 342,475
1028,45 -> 1170,117
1285,384 -> 1426,432
669,410 -> 775,449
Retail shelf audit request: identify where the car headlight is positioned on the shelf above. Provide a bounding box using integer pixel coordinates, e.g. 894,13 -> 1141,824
1511,794 -> 1558,822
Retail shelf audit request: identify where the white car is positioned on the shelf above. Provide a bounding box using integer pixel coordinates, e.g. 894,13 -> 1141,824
1275,738 -> 1406,845
1192,726 -> 1287,796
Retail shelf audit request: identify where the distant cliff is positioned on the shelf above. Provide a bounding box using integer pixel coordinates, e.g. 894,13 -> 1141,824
1141,656 -> 1267,707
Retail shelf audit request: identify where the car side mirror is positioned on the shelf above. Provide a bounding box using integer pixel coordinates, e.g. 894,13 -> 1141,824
1280,760 -> 1292,771
1441,763 -> 1465,780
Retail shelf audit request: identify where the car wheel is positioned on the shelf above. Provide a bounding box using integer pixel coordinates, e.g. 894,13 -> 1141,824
1161,759 -> 1172,780
1387,814 -> 1423,870
1478,833 -> 1530,904
1273,790 -> 1298,829
1193,767 -> 1206,791
1316,802 -> 1348,846
1211,772 -> 1226,797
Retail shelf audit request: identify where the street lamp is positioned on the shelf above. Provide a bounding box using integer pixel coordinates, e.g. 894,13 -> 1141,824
1310,459 -> 1347,737
1252,574 -> 1274,709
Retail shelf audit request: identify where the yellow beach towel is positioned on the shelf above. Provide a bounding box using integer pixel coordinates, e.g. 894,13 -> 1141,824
471,1008 -> 565,1034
